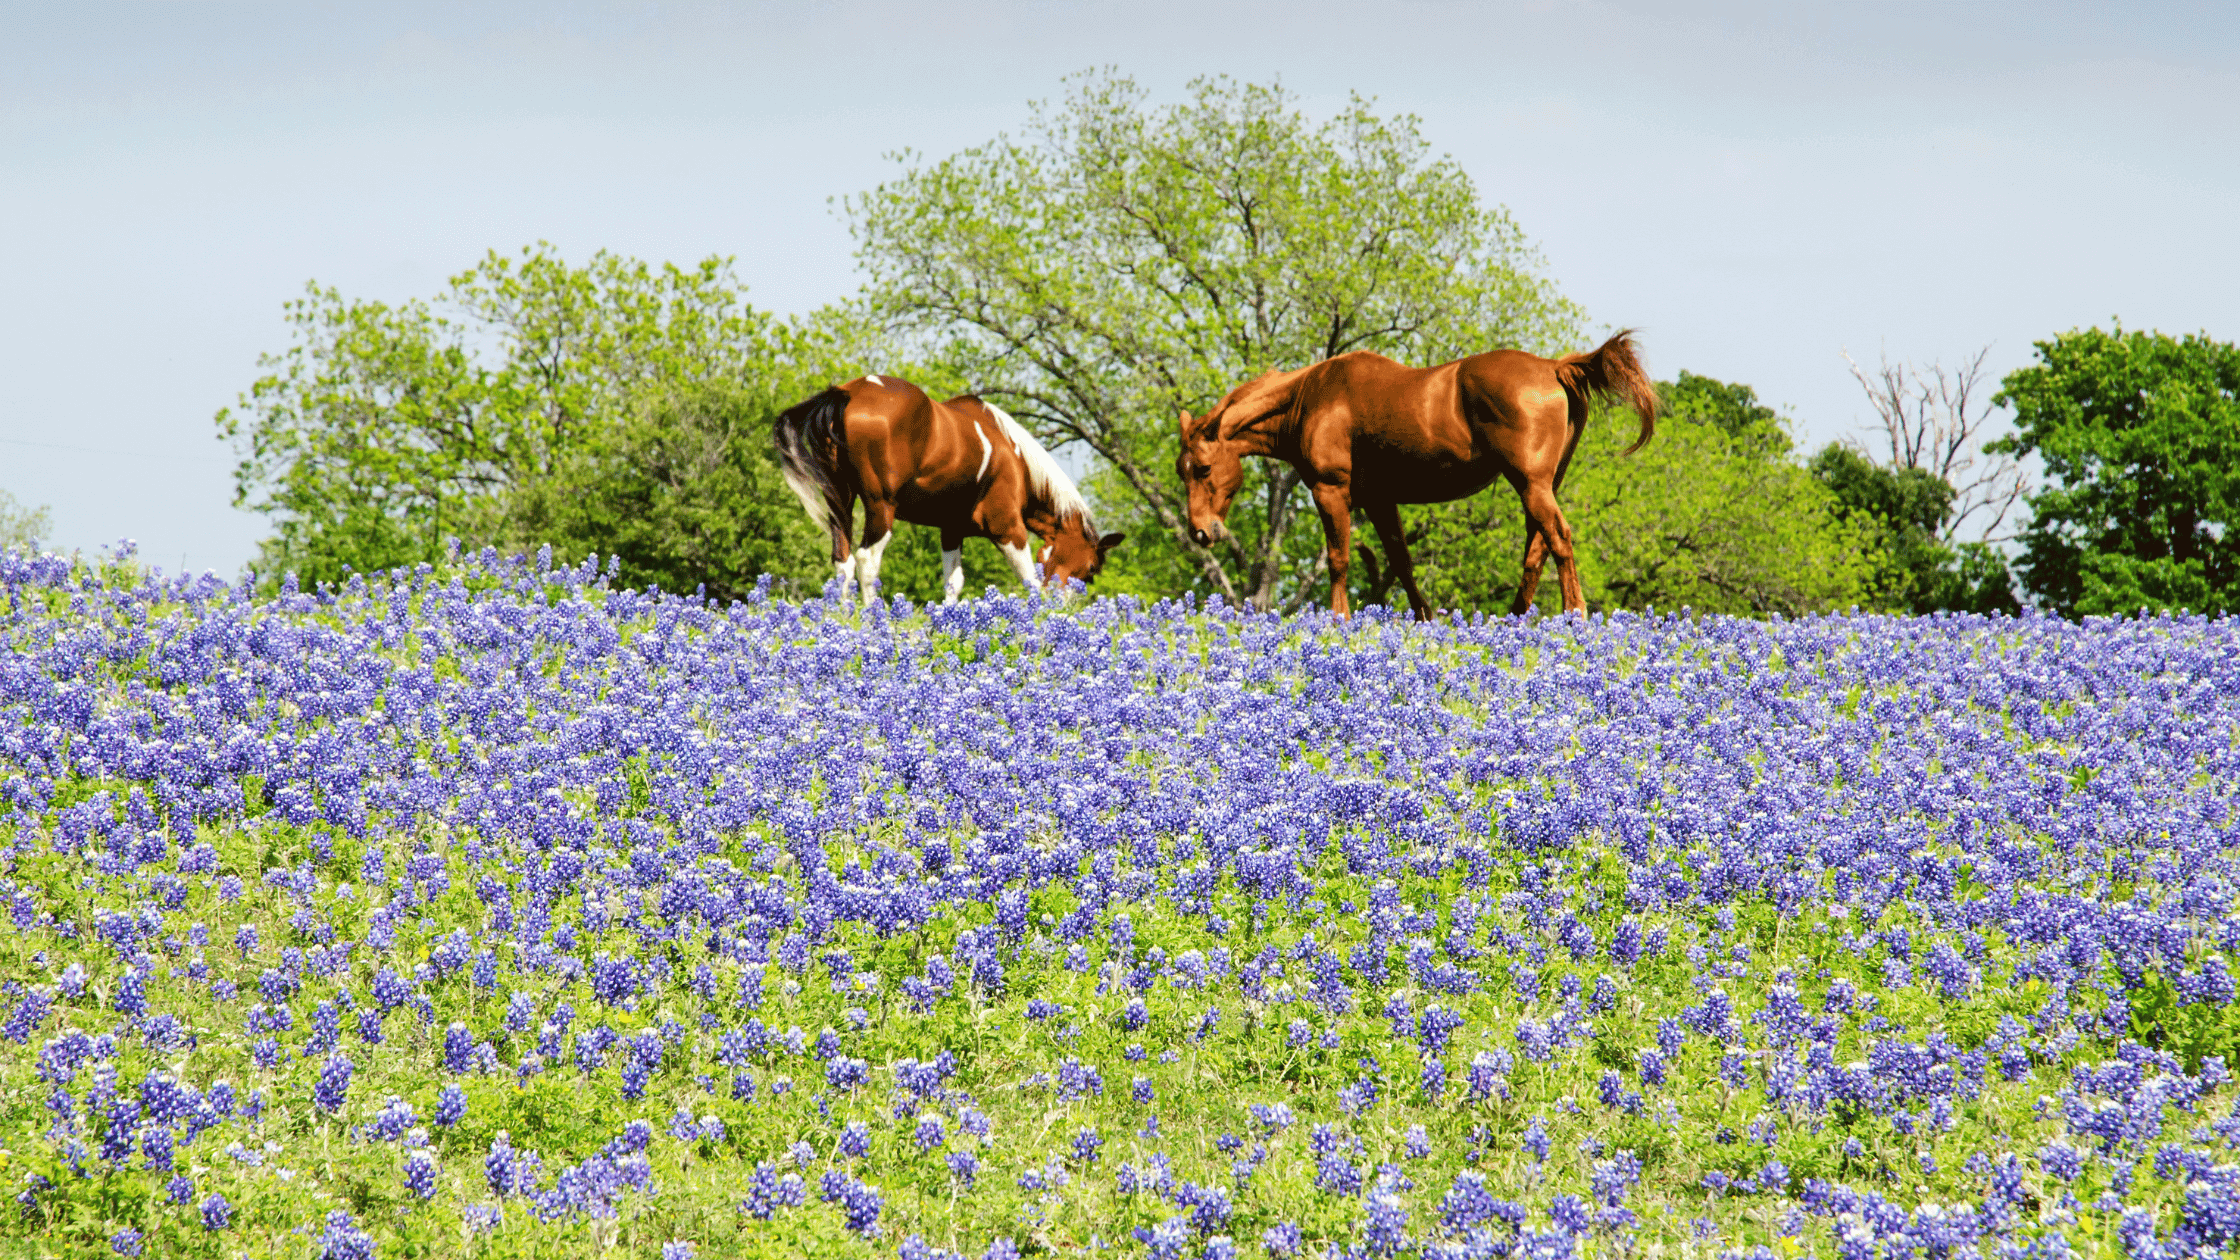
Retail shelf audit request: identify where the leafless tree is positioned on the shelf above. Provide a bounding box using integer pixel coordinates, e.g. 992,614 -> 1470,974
1842,346 -> 2029,543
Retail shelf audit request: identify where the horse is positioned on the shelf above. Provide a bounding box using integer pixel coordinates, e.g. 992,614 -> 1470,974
1176,331 -> 1658,619
775,374 -> 1124,604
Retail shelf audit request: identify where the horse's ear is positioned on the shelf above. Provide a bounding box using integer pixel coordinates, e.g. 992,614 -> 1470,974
1177,409 -> 1192,438
1098,532 -> 1126,555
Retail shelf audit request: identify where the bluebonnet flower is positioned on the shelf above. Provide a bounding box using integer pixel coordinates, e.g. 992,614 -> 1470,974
140,1125 -> 174,1172
1251,1103 -> 1293,1132
1137,1216 -> 1192,1260
1523,1117 -> 1552,1164
109,1230 -> 141,1257
313,1053 -> 353,1114
1419,1060 -> 1447,1101
825,1056 -> 869,1091
819,1170 -> 883,1236
367,1097 -> 416,1142
462,1203 -> 503,1234
947,1150 -> 978,1187
2041,1142 -> 2085,1182
433,1084 -> 466,1128
319,1211 -> 375,1260
1363,1185 -> 1409,1255
1056,1058 -> 1102,1101
667,1108 -> 698,1141
486,1132 -> 522,1197
404,1151 -> 438,1200
201,1191 -> 232,1230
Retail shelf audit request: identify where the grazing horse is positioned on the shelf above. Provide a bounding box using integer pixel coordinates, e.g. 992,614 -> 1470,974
775,374 -> 1123,604
1176,332 -> 1657,619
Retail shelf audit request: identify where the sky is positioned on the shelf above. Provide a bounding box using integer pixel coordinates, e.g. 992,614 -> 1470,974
3,1 -> 2236,577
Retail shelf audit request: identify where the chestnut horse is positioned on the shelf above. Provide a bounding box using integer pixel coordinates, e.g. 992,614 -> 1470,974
1177,332 -> 1657,618
775,374 -> 1123,604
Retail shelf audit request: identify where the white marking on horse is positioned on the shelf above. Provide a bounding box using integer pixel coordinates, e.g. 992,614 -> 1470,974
940,548 -> 965,604
866,374 -> 883,386
998,540 -> 1039,591
854,534 -> 891,606
973,422 -> 994,481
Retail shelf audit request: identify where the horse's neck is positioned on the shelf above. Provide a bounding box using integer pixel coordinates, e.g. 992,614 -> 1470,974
1220,367 -> 1311,457
1022,501 -> 1082,549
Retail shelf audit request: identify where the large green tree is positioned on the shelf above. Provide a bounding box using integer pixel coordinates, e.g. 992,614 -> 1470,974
848,71 -> 1585,612
1993,325 -> 2240,616
218,245 -> 867,594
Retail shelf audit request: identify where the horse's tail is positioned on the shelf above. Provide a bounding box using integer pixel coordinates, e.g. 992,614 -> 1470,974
1557,330 -> 1657,456
773,387 -> 852,541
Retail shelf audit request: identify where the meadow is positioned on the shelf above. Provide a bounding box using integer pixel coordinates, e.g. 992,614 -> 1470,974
3,544 -> 2238,1259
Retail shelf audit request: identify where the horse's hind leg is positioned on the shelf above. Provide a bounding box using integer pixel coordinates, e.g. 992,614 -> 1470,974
1364,502 -> 1431,621
939,528 -> 967,605
1511,512 -> 1549,615
828,491 -> 857,601
1521,481 -> 1585,613
855,501 -> 896,606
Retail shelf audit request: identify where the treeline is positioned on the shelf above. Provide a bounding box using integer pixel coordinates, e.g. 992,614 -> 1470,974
216,73 -> 2240,618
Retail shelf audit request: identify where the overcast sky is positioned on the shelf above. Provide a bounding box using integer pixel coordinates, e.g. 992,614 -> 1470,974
4,1 -> 2235,576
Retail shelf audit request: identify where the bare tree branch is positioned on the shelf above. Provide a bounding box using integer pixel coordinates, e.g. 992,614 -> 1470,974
1842,346 -> 2029,543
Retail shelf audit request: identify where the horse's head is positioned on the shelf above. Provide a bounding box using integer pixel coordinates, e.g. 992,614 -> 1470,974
1176,407 -> 1245,547
1037,514 -> 1126,590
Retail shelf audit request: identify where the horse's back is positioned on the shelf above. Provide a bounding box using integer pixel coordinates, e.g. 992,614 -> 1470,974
1311,349 -> 1574,499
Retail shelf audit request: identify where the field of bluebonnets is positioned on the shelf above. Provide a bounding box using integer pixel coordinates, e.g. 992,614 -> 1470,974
4,543 -> 2240,1260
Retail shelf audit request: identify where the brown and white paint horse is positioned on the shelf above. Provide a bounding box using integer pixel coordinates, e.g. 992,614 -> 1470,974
775,375 -> 1123,604
1177,332 -> 1657,619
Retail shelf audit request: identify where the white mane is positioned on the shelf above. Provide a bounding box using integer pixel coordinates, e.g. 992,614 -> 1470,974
985,404 -> 1094,532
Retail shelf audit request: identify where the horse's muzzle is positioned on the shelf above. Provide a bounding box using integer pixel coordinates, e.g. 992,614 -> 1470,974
1191,528 -> 1211,547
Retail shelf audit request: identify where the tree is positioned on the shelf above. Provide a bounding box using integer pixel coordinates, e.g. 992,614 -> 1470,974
1,488 -> 51,553
219,245 -> 844,592
1397,374 -> 1881,616
1807,446 -> 2019,614
1844,347 -> 2026,543
1802,347 -> 2025,615
848,71 -> 1584,612
1992,325 -> 2240,617
1662,370 -> 1783,443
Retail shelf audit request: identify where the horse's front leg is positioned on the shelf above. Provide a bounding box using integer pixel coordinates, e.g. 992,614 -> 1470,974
1309,480 -> 1354,618
994,529 -> 1040,593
